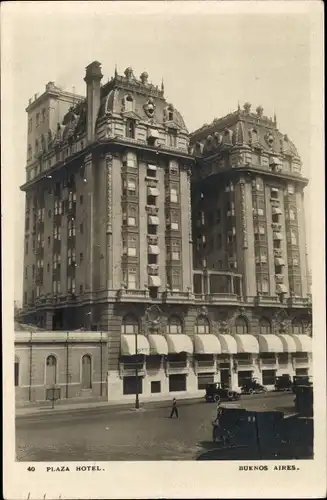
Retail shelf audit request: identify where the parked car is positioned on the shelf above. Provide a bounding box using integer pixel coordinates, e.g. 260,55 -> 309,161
205,383 -> 241,403
274,374 -> 293,392
292,375 -> 312,393
240,378 -> 267,395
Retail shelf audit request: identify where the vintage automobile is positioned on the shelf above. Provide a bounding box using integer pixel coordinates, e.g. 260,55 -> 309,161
205,383 -> 241,403
274,374 -> 293,392
240,378 -> 267,395
292,375 -> 312,393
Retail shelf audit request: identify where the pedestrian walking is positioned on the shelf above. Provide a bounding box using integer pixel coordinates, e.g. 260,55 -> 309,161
169,397 -> 179,418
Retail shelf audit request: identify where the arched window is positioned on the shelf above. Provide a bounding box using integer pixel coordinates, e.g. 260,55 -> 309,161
126,119 -> 135,139
166,315 -> 183,334
121,314 -> 139,334
234,316 -> 249,335
259,317 -> 271,335
195,315 -> 210,334
27,145 -> 32,161
292,318 -> 304,335
14,356 -> 20,387
46,355 -> 57,386
81,355 -> 92,389
125,94 -> 134,112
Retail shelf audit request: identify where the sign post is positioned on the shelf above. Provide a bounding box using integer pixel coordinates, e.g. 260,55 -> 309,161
46,386 -> 60,409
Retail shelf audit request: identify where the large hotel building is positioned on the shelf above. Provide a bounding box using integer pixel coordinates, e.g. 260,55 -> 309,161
15,62 -> 312,403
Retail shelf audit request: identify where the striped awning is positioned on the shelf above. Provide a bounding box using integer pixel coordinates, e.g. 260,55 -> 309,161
272,207 -> 282,215
148,334 -> 168,355
291,334 -> 312,353
147,187 -> 159,197
166,334 -> 193,354
148,215 -> 159,225
234,334 -> 260,354
148,245 -> 160,255
277,334 -> 297,353
194,334 -> 221,354
217,334 -> 238,354
121,335 -> 150,356
256,334 -> 284,353
148,275 -> 161,287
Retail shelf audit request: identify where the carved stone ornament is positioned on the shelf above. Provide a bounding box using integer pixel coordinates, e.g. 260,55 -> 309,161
144,97 -> 156,118
265,132 -> 274,148
239,178 -> 248,249
199,306 -> 208,317
106,154 -> 113,233
145,305 -> 162,325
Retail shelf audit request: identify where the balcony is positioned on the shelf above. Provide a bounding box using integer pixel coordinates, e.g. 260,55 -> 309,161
273,248 -> 283,258
167,361 -> 189,374
147,265 -> 159,276
162,290 -> 193,304
115,289 -> 149,302
147,235 -> 158,245
252,295 -> 281,307
145,205 -> 159,216
119,362 -> 145,378
145,178 -> 158,188
194,293 -> 241,305
287,296 -> 312,308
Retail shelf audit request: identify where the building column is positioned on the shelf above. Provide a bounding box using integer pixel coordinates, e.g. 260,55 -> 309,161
230,276 -> 234,294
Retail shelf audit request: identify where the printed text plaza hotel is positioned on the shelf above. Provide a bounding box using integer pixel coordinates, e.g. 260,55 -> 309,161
15,62 -> 312,403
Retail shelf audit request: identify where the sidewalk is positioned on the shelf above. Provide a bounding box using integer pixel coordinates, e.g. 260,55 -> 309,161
15,390 -> 284,418
15,392 -> 205,418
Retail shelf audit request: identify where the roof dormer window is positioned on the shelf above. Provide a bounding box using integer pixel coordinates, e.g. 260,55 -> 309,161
124,94 -> 134,112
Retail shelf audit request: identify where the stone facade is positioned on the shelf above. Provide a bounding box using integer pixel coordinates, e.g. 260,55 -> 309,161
17,66 -> 312,405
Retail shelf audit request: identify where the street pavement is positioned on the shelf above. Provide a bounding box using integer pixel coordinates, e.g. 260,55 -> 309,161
16,392 -> 296,461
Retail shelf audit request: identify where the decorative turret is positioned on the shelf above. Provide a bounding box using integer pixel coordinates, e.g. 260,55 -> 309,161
84,61 -> 103,143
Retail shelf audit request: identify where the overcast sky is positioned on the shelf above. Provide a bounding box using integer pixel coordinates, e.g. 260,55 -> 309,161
3,1 -> 316,303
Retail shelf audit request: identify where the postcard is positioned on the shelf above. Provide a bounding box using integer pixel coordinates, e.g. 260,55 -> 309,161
2,1 -> 326,498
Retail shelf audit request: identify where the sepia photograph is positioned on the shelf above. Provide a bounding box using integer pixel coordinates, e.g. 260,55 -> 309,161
2,1 -> 325,498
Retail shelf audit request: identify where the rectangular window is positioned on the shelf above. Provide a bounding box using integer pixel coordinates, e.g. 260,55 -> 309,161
146,164 -> 157,177
170,188 -> 178,203
68,249 -> 76,266
67,276 -> 76,293
15,362 -> 19,387
167,129 -> 177,147
262,370 -> 276,386
127,269 -> 137,289
42,108 -> 46,122
169,160 -> 179,176
287,184 -> 295,194
36,113 -> 40,126
126,152 -> 137,169
28,118 -> 32,132
80,223 -> 84,234
80,252 -> 83,263
151,381 -> 161,393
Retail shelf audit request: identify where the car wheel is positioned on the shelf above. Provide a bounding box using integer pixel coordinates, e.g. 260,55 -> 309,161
214,395 -> 220,403
249,388 -> 254,395
227,390 -> 234,399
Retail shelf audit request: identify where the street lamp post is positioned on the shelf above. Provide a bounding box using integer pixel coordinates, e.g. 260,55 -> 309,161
135,330 -> 139,409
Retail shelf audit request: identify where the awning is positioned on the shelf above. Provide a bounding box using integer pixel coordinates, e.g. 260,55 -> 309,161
273,232 -> 283,240
148,335 -> 168,355
148,275 -> 161,287
148,245 -> 160,255
256,334 -> 284,353
291,334 -> 312,353
147,163 -> 157,171
194,334 -> 221,355
147,187 -> 159,197
148,215 -> 159,225
275,257 -> 285,266
234,334 -> 260,354
272,207 -> 282,215
121,335 -> 150,356
148,129 -> 159,139
217,334 -> 238,354
271,187 -> 279,193
166,334 -> 193,354
276,284 -> 288,294
278,334 -> 297,353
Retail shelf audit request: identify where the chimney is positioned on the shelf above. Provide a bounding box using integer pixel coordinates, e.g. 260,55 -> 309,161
84,61 -> 103,143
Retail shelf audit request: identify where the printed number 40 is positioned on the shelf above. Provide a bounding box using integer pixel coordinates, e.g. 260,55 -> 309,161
27,466 -> 35,472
